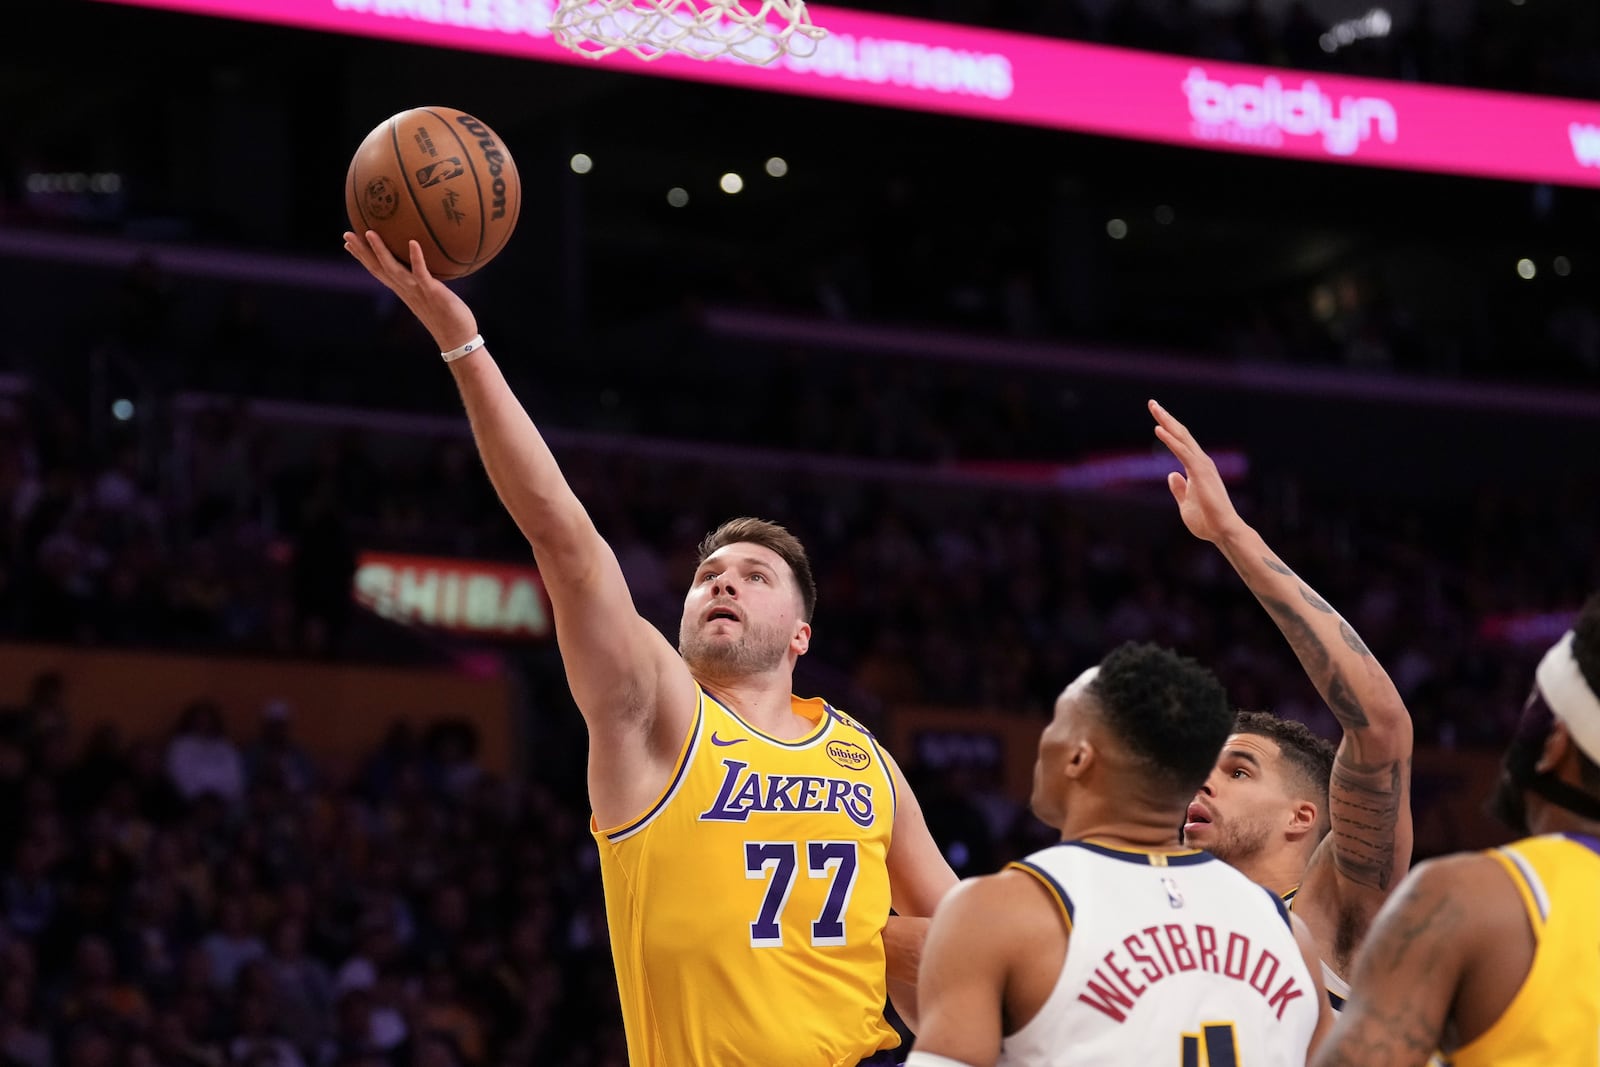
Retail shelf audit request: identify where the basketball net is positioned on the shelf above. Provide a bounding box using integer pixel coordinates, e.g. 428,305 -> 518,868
550,0 -> 828,65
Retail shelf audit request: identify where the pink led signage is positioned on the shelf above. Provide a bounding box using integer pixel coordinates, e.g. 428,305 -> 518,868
97,0 -> 1600,186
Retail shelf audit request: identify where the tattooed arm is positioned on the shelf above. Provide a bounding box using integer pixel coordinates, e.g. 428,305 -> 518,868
1150,401 -> 1413,942
1313,854 -> 1514,1067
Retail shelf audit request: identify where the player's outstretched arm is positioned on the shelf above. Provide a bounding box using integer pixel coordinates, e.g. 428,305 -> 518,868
1311,856 -> 1493,1067
905,877 -> 1013,1067
344,234 -> 692,797
1151,400 -> 1413,910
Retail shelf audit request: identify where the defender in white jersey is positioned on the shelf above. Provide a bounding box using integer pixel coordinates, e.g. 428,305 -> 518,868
910,642 -> 1332,1067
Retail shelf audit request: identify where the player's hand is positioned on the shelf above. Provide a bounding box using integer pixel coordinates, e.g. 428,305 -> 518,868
342,231 -> 480,355
1149,399 -> 1245,544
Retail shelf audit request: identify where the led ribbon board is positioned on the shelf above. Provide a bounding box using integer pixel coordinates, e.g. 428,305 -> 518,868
97,0 -> 1600,186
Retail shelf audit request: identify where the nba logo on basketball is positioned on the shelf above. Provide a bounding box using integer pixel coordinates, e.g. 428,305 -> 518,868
415,159 -> 465,189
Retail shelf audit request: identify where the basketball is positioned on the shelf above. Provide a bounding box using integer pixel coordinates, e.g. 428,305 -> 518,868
345,106 -> 521,280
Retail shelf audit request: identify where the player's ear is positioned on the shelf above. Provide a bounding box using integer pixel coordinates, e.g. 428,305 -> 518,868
1285,799 -> 1319,841
791,622 -> 811,656
1064,739 -> 1096,780
1535,719 -> 1573,776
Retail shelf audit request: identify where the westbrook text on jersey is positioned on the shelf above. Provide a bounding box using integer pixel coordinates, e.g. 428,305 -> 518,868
698,758 -> 877,827
1077,922 -> 1308,1023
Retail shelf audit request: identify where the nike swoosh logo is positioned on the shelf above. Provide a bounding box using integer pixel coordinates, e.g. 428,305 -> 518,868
710,732 -> 747,747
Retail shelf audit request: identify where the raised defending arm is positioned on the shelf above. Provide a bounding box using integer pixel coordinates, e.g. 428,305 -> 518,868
1151,400 -> 1413,931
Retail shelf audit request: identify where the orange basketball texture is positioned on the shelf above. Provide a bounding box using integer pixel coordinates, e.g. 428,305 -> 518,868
345,107 -> 521,280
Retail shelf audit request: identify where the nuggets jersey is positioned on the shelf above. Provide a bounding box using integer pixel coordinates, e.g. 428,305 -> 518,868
1281,887 -> 1351,1013
1441,833 -> 1600,1067
999,841 -> 1319,1067
593,684 -> 901,1067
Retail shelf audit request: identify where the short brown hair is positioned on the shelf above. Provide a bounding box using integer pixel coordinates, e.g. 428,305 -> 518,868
696,518 -> 817,622
1233,711 -> 1335,815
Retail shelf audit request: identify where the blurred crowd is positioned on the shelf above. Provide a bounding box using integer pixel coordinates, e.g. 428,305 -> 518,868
0,677 -> 629,1067
2,366 -> 1594,755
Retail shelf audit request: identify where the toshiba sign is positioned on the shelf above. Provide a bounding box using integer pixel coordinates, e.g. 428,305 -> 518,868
353,551 -> 551,639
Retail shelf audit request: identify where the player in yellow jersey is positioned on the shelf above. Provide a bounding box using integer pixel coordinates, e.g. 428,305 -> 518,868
1151,401 -> 1415,1012
344,232 -> 959,1066
1313,591 -> 1600,1067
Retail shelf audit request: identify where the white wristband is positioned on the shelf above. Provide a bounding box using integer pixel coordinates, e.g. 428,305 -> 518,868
905,1054 -> 978,1067
441,334 -> 484,362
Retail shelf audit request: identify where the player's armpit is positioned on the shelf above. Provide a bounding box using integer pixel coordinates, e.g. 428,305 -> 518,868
1310,857 -> 1475,1067
907,878 -> 1013,1067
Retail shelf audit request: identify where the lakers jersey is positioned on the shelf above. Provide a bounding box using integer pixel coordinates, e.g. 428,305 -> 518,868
999,841 -> 1319,1067
1441,833 -> 1600,1067
593,684 -> 901,1067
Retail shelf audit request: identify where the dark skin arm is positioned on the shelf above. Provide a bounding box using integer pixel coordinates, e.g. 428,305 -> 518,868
1311,852 -> 1534,1067
911,871 -> 1064,1067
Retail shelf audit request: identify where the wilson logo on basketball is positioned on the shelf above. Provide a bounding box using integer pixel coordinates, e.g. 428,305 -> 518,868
415,159 -> 464,188
826,740 -> 872,771
454,115 -> 510,220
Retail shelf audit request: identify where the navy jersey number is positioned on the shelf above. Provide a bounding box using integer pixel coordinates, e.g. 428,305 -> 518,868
745,840 -> 860,948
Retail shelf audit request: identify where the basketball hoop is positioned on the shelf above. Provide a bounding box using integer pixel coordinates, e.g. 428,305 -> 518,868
550,0 -> 828,65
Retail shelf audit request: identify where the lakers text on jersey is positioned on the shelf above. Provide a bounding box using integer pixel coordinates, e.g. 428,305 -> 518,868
593,685 -> 901,1067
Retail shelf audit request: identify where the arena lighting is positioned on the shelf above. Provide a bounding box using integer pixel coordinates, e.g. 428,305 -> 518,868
1106,218 -> 1129,239
955,448 -> 1248,490
667,186 -> 690,206
765,156 -> 789,177
1480,608 -> 1578,646
1318,7 -> 1391,54
26,172 -> 123,194
1517,258 -> 1537,279
570,152 -> 594,173
93,0 -> 1600,188
1554,255 -> 1573,276
719,172 -> 745,194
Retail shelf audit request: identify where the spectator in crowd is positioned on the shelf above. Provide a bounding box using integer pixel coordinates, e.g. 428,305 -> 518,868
164,702 -> 245,808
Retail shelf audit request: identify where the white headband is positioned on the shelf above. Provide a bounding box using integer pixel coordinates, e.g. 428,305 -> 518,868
1535,631 -> 1600,764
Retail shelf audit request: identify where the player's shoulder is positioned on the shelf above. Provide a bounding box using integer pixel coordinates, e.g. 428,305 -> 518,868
808,697 -> 877,740
936,869 -> 1064,929
1405,850 -> 1503,892
1370,852 -> 1487,918
1375,851 -> 1518,942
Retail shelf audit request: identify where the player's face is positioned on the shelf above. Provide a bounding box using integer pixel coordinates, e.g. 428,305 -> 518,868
679,542 -> 809,676
1030,667 -> 1099,829
1182,734 -> 1290,862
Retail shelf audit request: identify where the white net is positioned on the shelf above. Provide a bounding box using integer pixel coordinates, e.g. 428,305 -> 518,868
550,0 -> 828,65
